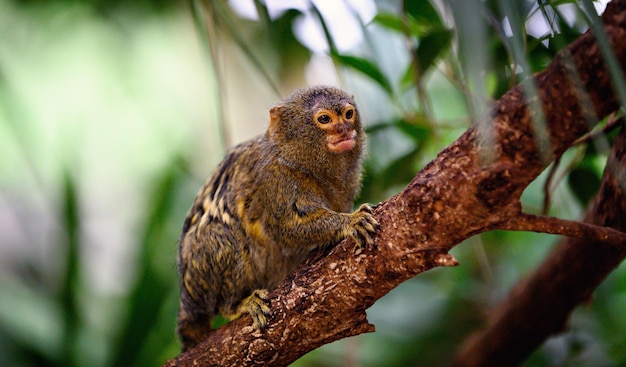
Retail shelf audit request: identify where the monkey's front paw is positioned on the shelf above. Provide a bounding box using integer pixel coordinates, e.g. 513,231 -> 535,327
349,203 -> 379,249
238,289 -> 271,329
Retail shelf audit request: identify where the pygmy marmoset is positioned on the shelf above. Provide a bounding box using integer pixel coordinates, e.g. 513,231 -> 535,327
176,86 -> 378,351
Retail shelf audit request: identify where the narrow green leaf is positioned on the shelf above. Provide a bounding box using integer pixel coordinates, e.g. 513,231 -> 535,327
372,12 -> 405,33
414,29 -> 453,78
331,52 -> 393,95
404,0 -> 444,29
373,12 -> 431,37
108,159 -> 184,367
59,170 -> 80,367
197,0 -> 281,97
396,119 -> 432,144
568,165 -> 601,205
310,2 -> 338,54
579,0 -> 626,113
365,121 -> 396,135
400,62 -> 415,90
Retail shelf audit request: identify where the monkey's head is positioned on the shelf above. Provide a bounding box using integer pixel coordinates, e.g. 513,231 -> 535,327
267,86 -> 365,170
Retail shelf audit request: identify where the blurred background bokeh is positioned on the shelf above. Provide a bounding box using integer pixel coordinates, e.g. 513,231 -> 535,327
1,0 -> 624,366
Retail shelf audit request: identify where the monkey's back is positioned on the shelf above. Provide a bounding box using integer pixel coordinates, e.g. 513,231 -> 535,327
178,138 -> 263,314
176,136 -> 309,321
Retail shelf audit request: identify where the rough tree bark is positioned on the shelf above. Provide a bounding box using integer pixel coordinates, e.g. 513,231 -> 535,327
164,1 -> 626,366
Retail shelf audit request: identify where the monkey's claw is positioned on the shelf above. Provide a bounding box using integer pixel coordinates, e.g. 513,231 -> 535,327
350,203 -> 379,250
238,289 -> 271,329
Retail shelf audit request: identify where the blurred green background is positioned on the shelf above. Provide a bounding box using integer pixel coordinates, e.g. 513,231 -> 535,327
1,0 -> 624,366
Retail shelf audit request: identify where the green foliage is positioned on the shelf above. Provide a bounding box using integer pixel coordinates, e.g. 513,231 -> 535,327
330,52 -> 393,95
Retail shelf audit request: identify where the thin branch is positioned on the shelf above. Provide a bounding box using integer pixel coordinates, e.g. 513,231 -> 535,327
541,115 -> 622,214
494,212 -> 626,247
541,154 -> 561,214
571,112 -> 623,146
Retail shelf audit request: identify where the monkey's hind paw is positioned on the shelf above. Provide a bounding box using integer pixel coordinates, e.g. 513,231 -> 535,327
238,289 -> 271,329
350,203 -> 379,250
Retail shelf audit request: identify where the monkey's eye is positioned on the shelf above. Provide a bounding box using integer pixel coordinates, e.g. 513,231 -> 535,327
317,114 -> 331,124
344,108 -> 354,120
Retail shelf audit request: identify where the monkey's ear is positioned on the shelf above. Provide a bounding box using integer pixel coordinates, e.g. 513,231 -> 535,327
269,105 -> 283,131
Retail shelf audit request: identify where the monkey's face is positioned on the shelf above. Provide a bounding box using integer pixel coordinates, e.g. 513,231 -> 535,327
313,104 -> 359,153
268,86 -> 363,160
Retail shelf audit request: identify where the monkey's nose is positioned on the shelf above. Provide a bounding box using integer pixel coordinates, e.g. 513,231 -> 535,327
335,122 -> 351,134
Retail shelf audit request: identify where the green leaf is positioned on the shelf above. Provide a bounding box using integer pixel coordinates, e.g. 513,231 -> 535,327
108,159 -> 184,367
404,0 -> 444,29
59,171 -> 81,367
195,0 -> 281,96
331,52 -> 393,95
365,121 -> 396,135
568,165 -> 601,206
372,12 -> 405,33
373,12 -> 430,37
400,62 -> 415,90
396,118 -> 432,144
414,29 -> 453,78
310,2 -> 338,54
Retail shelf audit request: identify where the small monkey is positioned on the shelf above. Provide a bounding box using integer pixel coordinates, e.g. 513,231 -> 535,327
176,86 -> 377,350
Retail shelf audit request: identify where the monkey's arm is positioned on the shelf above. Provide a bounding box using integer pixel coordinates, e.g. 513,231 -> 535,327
284,193 -> 377,250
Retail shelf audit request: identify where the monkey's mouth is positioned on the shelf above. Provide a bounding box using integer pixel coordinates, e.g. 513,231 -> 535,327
327,130 -> 357,153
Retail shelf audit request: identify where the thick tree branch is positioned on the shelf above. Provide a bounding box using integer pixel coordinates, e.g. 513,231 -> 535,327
164,1 -> 626,366
450,125 -> 626,367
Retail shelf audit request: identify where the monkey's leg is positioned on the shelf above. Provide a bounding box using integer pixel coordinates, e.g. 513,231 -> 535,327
176,302 -> 213,351
222,289 -> 271,329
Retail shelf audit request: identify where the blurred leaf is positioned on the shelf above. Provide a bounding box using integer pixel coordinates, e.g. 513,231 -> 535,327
404,0 -> 444,29
59,171 -> 80,367
580,0 -> 626,111
195,0 -> 281,97
396,118 -> 432,144
382,146 -> 422,188
310,2 -> 338,54
365,121 -> 396,135
251,0 -> 310,74
542,0 -> 577,6
132,288 -> 180,367
400,62 -> 415,91
268,9 -> 311,79
373,12 -> 430,37
526,35 -> 553,72
414,29 -> 453,79
331,52 -> 393,95
372,12 -> 405,32
252,0 -> 272,34
0,280 -> 63,364
366,118 -> 431,142
567,165 -> 601,206
108,159 -> 184,367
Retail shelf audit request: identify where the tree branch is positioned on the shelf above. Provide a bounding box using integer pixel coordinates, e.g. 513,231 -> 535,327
492,212 -> 626,247
450,125 -> 626,367
164,1 -> 626,365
